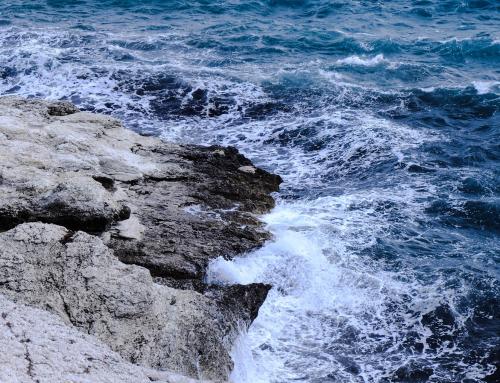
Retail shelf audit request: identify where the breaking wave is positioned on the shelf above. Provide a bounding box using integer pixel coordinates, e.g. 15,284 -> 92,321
1,1 -> 499,382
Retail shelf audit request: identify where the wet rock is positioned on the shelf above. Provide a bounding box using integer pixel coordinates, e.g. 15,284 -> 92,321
0,96 -> 281,278
112,143 -> 281,279
204,283 -> 272,324
0,223 -> 268,381
0,96 -> 280,381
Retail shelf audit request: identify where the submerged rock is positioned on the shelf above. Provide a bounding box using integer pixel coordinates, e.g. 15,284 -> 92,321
0,97 -> 280,381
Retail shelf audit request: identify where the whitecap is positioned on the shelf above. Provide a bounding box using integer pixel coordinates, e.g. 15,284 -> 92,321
335,53 -> 387,67
472,80 -> 500,95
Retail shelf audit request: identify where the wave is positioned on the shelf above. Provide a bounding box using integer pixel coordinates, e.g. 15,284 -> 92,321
335,53 -> 387,67
208,191 -> 499,382
1,5 -> 499,382
472,80 -> 500,95
432,37 -> 500,61
426,199 -> 500,232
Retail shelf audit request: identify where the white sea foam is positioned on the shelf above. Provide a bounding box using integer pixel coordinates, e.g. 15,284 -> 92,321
336,54 -> 387,67
208,158 -> 495,382
1,22 -> 495,382
201,105 -> 471,381
472,80 -> 500,95
208,184 -> 458,382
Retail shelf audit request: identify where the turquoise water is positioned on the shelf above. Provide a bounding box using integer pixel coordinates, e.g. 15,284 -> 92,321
0,1 -> 499,382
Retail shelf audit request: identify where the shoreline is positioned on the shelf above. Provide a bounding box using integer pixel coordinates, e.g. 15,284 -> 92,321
0,96 -> 282,382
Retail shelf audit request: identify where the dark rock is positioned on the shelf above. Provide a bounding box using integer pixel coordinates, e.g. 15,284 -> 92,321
47,101 -> 80,116
0,96 -> 280,381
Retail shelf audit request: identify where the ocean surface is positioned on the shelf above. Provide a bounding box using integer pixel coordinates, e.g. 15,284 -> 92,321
0,1 -> 499,382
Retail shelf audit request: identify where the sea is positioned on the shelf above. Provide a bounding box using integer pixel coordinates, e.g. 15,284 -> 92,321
0,1 -> 498,382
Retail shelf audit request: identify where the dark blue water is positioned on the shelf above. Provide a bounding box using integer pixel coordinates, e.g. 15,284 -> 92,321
1,1 -> 499,382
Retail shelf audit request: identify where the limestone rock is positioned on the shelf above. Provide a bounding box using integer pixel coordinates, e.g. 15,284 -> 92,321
0,96 -> 282,279
0,223 -> 269,381
0,96 -> 280,381
0,293 -> 203,383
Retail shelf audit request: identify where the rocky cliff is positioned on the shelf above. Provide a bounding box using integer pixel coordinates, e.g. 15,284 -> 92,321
0,97 -> 282,382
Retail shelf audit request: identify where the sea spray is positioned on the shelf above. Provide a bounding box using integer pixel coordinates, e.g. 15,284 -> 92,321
1,0 -> 498,381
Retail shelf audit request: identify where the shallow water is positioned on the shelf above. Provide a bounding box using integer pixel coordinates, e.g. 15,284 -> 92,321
1,1 -> 499,382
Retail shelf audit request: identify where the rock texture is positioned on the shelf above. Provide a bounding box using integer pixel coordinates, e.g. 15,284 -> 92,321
0,223 -> 258,380
0,294 -> 200,383
0,97 -> 281,382
111,143 -> 280,280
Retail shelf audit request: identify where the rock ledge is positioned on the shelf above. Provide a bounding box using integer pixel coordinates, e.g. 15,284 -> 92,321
0,97 -> 281,382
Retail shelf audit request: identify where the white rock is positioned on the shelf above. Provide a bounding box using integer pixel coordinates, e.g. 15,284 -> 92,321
237,166 -> 256,174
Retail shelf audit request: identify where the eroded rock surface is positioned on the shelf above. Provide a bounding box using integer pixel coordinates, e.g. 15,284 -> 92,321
0,97 -> 280,381
0,97 -> 281,279
0,293 -> 205,383
0,223 -> 266,380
